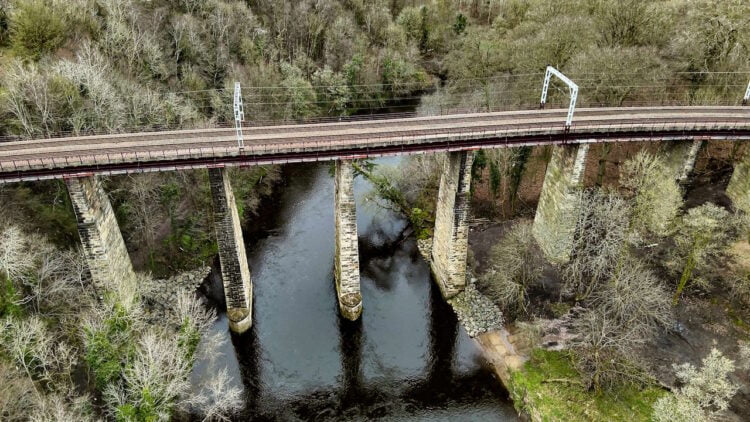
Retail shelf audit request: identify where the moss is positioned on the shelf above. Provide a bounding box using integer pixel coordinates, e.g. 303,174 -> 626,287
0,276 -> 23,318
548,302 -> 571,318
509,349 -> 665,422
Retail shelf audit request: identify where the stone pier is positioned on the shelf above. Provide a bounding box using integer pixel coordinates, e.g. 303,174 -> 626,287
663,140 -> 703,183
532,144 -> 589,264
334,160 -> 362,320
66,176 -> 135,291
208,168 -> 252,333
727,147 -> 750,213
431,151 -> 474,299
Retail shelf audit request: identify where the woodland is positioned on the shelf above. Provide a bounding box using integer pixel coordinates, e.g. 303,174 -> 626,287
0,0 -> 749,421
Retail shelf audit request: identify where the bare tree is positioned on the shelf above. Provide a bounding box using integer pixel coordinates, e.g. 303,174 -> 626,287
621,150 -> 683,238
192,367 -> 243,422
571,256 -> 671,391
480,220 -> 544,317
563,190 -> 631,300
0,225 -> 34,282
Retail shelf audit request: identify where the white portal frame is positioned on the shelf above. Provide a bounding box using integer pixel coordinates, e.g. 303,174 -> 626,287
743,80 -> 750,105
540,66 -> 578,129
234,82 -> 245,149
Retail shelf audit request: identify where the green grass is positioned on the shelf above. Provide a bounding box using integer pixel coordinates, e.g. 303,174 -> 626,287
509,349 -> 666,421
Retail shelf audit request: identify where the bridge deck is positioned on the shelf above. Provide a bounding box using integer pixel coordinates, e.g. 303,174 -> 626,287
0,106 -> 748,183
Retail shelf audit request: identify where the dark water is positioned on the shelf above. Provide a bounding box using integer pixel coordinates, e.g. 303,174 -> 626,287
196,161 -> 518,421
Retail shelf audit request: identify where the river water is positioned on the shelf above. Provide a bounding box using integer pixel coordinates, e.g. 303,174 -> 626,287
196,161 -> 518,421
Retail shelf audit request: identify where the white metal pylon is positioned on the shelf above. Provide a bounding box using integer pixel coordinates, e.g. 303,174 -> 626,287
540,66 -> 578,129
234,82 -> 245,149
743,80 -> 750,106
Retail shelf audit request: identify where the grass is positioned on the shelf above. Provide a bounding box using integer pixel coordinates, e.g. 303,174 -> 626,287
509,349 -> 666,422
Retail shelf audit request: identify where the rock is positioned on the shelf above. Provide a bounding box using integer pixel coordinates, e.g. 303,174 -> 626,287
447,279 -> 504,338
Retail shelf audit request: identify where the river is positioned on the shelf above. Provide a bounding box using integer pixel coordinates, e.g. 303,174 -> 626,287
195,160 -> 518,421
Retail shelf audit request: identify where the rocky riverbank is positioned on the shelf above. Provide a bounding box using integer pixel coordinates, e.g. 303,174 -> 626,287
143,266 -> 212,319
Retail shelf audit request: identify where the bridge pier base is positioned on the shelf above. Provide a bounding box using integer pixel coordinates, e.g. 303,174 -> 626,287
663,140 -> 703,184
533,144 -> 589,264
334,160 -> 362,320
66,176 -> 135,291
431,151 -> 474,299
208,168 -> 252,334
728,148 -> 750,213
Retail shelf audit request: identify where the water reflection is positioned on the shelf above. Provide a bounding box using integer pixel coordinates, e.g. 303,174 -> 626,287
195,162 -> 517,421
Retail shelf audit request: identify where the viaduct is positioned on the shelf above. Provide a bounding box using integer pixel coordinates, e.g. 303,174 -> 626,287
2,70 -> 750,333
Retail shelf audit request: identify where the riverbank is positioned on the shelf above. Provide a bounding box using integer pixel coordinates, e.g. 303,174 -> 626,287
380,141 -> 750,420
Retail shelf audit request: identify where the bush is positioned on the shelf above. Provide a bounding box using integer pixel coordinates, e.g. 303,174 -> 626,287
83,303 -> 136,389
620,151 -> 682,238
652,348 -> 738,422
480,221 -> 544,317
672,203 -> 732,305
9,0 -> 68,59
563,190 -> 631,300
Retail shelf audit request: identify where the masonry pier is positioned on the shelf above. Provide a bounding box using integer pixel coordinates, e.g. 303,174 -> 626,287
208,167 -> 253,333
533,144 -> 589,264
431,151 -> 474,299
334,160 -> 362,320
663,140 -> 703,183
728,147 -> 750,213
66,176 -> 135,291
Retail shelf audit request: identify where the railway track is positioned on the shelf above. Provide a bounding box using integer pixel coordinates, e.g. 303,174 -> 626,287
0,106 -> 748,183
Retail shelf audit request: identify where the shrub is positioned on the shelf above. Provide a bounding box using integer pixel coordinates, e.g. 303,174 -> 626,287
9,0 -> 68,59
672,203 -> 732,305
0,277 -> 22,317
620,151 -> 682,238
572,257 -> 671,391
652,348 -> 738,422
480,221 -> 543,317
83,303 -> 136,389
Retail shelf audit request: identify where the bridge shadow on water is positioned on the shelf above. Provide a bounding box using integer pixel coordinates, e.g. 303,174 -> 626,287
226,277 -> 512,421
195,163 -> 516,421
